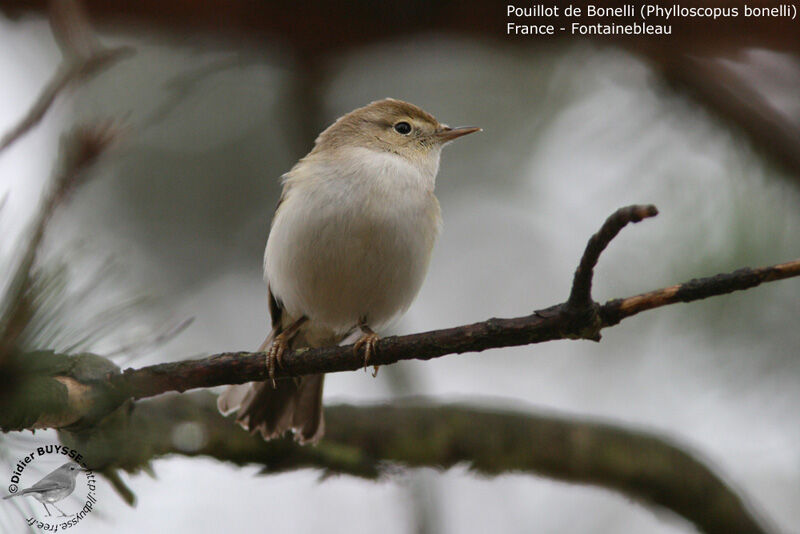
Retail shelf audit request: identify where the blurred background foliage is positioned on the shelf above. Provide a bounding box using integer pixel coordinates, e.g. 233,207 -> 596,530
0,1 -> 799,533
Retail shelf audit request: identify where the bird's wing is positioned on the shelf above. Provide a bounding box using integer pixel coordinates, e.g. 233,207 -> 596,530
269,171 -> 292,231
3,482 -> 61,498
266,170 -> 290,331
268,285 -> 284,331
28,480 -> 63,492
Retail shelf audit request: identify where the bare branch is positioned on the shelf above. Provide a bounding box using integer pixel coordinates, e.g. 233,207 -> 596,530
104,207 -> 800,401
8,204 -> 795,417
0,47 -> 133,154
568,204 -> 658,310
649,52 -> 800,185
0,0 -> 133,154
48,0 -> 101,59
600,259 -> 800,325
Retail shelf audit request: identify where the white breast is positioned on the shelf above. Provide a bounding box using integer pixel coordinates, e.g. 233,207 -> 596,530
265,147 -> 442,334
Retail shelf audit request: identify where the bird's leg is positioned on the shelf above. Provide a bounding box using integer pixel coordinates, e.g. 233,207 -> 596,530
354,320 -> 380,377
266,316 -> 308,388
51,502 -> 70,517
41,503 -> 52,517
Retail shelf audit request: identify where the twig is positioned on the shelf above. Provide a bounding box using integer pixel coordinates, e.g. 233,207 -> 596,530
106,317 -> 195,360
0,0 -> 129,359
599,259 -> 800,325
0,0 -> 133,154
0,47 -> 133,154
567,204 -> 658,309
48,0 -> 101,59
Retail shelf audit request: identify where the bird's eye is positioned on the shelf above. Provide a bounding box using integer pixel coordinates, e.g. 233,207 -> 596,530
393,122 -> 411,135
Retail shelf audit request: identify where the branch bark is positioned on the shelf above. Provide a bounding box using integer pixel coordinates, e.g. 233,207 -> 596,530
59,392 -> 772,534
108,206 -> 800,401
5,204 -> 799,426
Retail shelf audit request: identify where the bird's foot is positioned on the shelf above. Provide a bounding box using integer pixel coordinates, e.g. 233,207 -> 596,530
49,503 -> 70,517
354,325 -> 380,377
263,316 -> 308,388
266,334 -> 290,388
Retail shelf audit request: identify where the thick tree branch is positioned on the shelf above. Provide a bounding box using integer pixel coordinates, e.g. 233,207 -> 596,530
59,392 -> 772,534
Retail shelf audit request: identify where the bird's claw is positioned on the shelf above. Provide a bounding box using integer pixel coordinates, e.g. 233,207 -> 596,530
354,332 -> 380,376
266,334 -> 290,388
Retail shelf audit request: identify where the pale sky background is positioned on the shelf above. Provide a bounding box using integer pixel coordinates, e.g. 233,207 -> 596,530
1,12 -> 799,534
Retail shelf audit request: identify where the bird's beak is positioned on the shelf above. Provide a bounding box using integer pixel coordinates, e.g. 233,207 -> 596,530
435,125 -> 482,143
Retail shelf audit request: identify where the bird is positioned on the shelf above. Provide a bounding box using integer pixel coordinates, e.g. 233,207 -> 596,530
3,462 -> 85,517
217,98 -> 480,444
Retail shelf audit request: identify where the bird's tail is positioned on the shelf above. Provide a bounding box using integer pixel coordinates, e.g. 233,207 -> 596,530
217,327 -> 330,445
3,489 -> 33,499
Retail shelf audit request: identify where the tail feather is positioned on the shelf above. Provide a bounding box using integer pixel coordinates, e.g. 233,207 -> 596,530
217,383 -> 252,416
217,326 -> 331,444
232,375 -> 325,444
292,374 -> 325,443
3,489 -> 34,499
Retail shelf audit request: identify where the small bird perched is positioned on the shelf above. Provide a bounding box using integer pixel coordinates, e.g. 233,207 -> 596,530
218,98 -> 479,443
3,462 -> 85,517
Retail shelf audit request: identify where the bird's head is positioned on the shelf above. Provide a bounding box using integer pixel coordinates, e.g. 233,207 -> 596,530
312,98 -> 480,170
57,462 -> 87,478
